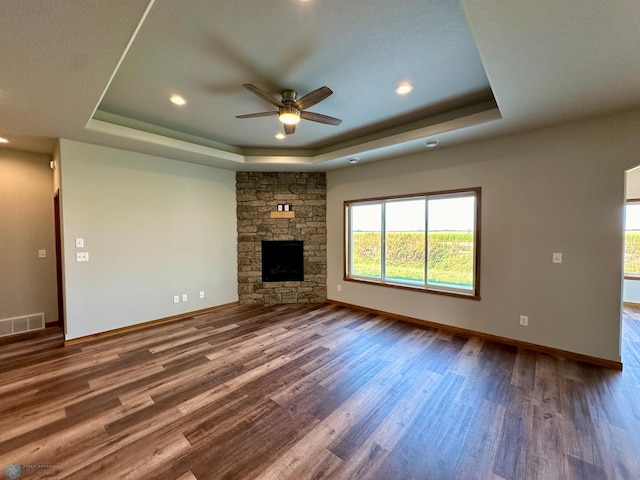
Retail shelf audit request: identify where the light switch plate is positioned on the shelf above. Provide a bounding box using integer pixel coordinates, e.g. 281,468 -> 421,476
75,238 -> 84,248
552,253 -> 562,264
38,249 -> 47,259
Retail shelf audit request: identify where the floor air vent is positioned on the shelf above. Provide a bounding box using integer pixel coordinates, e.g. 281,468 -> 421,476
0,313 -> 45,338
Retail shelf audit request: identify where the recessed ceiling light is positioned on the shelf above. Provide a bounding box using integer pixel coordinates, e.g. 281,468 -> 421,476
0,137 -> 8,144
275,133 -> 286,140
424,139 -> 439,148
395,83 -> 413,95
169,95 -> 187,106
348,157 -> 360,164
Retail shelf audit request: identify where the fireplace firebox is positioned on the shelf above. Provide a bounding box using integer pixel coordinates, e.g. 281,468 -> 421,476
261,240 -> 304,282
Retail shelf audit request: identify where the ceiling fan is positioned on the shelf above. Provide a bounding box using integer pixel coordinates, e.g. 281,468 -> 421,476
236,83 -> 342,135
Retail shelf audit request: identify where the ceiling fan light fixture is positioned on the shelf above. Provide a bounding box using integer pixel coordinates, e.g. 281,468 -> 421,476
279,107 -> 300,125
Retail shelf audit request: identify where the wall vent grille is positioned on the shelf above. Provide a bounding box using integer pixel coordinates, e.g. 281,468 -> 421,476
0,313 -> 45,338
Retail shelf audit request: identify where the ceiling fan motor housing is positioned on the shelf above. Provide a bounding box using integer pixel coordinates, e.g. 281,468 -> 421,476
281,89 -> 297,104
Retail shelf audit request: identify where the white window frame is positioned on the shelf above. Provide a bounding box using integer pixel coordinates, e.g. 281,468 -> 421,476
344,187 -> 481,300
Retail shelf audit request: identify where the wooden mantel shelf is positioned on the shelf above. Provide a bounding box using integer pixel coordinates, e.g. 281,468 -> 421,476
270,211 -> 295,218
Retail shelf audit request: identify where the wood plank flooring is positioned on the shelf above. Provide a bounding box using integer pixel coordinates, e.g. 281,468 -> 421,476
1,302 -> 640,479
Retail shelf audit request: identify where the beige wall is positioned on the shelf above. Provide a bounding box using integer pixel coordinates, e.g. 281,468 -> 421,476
327,109 -> 640,363
59,139 -> 238,340
0,148 -> 57,323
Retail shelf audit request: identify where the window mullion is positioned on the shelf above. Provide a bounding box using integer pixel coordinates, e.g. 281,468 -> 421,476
347,205 -> 352,277
424,198 -> 429,288
381,201 -> 386,281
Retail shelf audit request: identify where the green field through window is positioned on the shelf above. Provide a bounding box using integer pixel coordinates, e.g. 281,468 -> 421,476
351,231 -> 474,288
625,231 -> 640,274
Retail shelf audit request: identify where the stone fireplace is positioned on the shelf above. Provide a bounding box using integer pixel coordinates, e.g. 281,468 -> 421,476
236,172 -> 327,304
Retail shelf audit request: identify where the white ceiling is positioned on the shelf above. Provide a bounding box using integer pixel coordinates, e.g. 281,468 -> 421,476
1,0 -> 639,171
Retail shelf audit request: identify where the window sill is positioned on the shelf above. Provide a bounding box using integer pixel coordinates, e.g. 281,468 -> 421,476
344,277 -> 481,301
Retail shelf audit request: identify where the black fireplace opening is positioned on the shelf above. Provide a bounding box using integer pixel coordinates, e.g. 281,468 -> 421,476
262,240 -> 304,282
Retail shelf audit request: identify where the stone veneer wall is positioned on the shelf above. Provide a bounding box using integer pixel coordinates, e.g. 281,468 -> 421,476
237,172 -> 327,304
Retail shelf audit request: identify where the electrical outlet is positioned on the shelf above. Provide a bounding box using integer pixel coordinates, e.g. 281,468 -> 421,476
337,284 -> 342,292
173,296 -> 180,304
199,291 -> 205,299
76,252 -> 89,262
38,249 -> 47,259
520,315 -> 529,326
182,294 -> 188,302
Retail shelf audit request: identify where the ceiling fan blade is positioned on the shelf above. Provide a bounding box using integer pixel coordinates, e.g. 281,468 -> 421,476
243,84 -> 284,108
294,86 -> 333,111
284,123 -> 296,135
235,111 -> 278,119
300,110 -> 342,126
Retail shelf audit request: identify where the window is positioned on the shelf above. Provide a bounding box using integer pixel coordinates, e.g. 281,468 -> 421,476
345,188 -> 480,299
625,200 -> 640,277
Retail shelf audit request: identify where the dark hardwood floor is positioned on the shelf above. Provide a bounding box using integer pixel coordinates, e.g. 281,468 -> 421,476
1,303 -> 639,479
